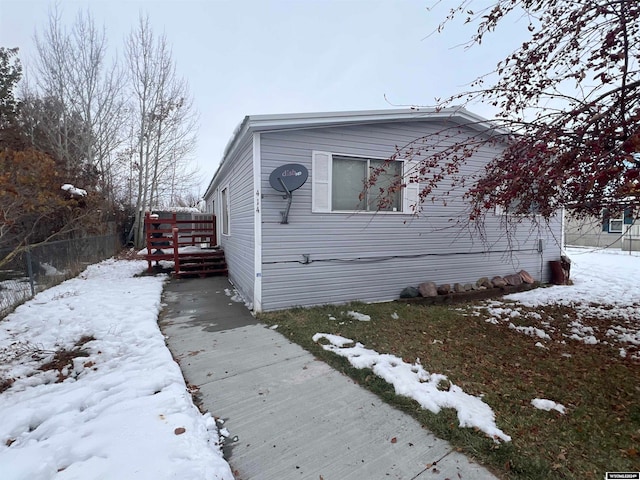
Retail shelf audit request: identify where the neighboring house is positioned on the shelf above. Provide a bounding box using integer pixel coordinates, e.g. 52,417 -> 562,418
204,108 -> 563,312
564,207 -> 639,251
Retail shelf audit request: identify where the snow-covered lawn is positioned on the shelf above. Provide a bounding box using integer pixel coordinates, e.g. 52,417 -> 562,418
480,247 -> 640,359
0,259 -> 233,480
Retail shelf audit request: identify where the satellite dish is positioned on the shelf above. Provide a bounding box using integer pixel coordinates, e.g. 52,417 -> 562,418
269,164 -> 309,193
268,164 -> 309,224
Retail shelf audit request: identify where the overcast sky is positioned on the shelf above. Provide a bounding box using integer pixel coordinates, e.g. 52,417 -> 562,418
0,0 -> 529,192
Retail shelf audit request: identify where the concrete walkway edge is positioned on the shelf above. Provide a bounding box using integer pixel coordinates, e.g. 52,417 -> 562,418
159,276 -> 499,480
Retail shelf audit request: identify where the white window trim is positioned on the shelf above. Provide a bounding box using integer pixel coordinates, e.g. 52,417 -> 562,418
312,150 -> 419,215
609,217 -> 624,233
220,184 -> 230,236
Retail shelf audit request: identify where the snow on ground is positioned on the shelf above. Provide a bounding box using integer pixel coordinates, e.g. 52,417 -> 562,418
477,247 -> 640,359
0,259 -> 233,480
531,398 -> 566,414
224,287 -> 244,303
506,247 -> 640,315
312,333 -> 511,443
346,310 -> 371,322
223,287 -> 253,311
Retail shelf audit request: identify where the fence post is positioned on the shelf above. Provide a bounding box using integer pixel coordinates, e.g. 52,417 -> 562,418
172,227 -> 180,276
25,246 -> 35,296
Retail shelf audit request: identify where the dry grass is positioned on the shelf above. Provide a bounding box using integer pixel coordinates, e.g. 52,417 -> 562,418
260,299 -> 640,479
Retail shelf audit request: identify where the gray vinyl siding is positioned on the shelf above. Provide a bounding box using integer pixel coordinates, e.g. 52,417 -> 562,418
259,121 -> 562,311
207,136 -> 255,304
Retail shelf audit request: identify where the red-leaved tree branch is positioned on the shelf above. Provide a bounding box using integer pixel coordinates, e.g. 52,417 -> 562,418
374,0 -> 640,222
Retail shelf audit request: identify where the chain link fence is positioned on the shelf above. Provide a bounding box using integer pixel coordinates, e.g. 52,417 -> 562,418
0,234 -> 120,319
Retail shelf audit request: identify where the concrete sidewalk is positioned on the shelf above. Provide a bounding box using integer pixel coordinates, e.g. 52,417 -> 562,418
159,276 -> 498,480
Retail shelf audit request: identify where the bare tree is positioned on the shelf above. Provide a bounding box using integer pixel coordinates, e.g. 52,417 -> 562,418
125,14 -> 198,247
31,6 -> 126,202
32,6 -> 74,170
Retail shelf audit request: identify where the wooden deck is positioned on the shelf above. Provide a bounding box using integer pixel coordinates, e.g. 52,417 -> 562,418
144,212 -> 227,278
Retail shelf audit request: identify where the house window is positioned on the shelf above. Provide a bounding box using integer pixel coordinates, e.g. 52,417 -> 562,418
332,155 -> 402,211
312,151 -> 418,214
602,208 -> 633,233
609,216 -> 623,233
503,198 -> 540,216
220,186 -> 230,235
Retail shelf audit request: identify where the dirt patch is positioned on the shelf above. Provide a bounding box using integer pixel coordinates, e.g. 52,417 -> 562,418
38,335 -> 95,383
0,377 -> 15,394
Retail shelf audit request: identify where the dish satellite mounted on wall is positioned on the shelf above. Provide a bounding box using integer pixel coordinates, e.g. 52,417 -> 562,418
268,163 -> 309,224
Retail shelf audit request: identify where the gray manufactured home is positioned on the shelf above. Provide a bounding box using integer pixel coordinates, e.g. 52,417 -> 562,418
204,108 -> 563,312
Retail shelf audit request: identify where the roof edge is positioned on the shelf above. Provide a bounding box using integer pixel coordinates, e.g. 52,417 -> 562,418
205,107 -> 499,198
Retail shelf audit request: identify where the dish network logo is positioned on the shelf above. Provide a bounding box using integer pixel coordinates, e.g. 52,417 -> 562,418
281,169 -> 303,177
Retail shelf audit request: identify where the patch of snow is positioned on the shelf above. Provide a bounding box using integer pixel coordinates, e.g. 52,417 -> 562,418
0,259 -> 233,480
313,333 -> 511,443
224,287 -> 244,304
569,333 -> 599,345
40,263 -> 61,276
531,398 -> 566,414
567,320 -> 599,344
606,326 -> 640,346
505,248 -> 640,321
391,312 -> 399,320
61,183 -> 87,197
481,248 -> 640,356
347,311 -> 371,322
312,333 -> 354,347
508,323 -> 551,340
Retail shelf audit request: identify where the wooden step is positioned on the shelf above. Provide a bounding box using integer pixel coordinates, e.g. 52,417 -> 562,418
174,268 -> 228,278
178,262 -> 227,271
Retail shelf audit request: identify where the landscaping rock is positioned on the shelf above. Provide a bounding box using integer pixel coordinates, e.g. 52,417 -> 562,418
519,270 -> 535,284
504,273 -> 523,286
463,283 -> 474,291
453,283 -> 465,293
437,284 -> 451,295
491,276 -> 507,287
400,286 -> 420,298
418,281 -> 438,297
476,277 -> 492,289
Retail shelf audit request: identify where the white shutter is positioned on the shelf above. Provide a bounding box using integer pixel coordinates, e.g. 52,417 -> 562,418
403,159 -> 420,214
312,151 -> 332,213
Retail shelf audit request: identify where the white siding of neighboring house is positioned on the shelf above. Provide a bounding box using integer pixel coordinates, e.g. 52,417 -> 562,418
258,121 -> 562,311
564,214 -> 623,249
565,211 -> 640,251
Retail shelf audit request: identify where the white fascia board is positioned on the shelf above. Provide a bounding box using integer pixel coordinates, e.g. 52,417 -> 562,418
245,107 -> 507,138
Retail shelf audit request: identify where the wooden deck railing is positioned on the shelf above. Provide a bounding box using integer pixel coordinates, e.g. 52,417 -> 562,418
144,212 -> 224,276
